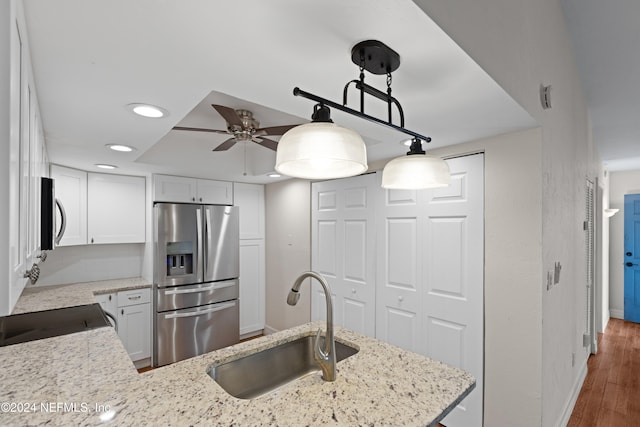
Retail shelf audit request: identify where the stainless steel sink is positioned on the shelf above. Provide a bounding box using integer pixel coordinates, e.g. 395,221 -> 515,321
209,335 -> 358,399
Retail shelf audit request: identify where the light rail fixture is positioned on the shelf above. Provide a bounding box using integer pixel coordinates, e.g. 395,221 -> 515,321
276,40 -> 450,188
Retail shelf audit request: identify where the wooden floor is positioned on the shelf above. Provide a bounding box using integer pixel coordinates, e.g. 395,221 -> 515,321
568,318 -> 640,426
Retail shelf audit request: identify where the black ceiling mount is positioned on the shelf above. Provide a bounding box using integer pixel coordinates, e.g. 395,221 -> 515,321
350,40 -> 400,75
291,39 -> 432,144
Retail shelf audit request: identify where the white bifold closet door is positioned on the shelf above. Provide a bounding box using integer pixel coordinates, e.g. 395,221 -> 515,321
311,153 -> 484,427
311,173 -> 377,337
376,154 -> 483,427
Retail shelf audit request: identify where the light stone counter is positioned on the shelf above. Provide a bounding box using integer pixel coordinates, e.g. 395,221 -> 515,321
1,279 -> 474,426
11,277 -> 151,314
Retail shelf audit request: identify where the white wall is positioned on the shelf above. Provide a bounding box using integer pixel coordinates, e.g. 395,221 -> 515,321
412,1 -> 599,425
264,179 -> 311,333
609,170 -> 640,318
598,168 -> 611,332
34,244 -> 145,286
403,128 -> 544,427
0,0 -> 11,315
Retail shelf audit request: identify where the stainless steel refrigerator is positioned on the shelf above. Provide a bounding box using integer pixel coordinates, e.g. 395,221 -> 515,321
153,203 -> 239,367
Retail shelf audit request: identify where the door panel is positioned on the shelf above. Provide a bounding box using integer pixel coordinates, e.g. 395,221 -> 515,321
383,306 -> 418,352
386,218 -> 418,289
316,220 -> 337,276
624,194 -> 640,322
426,316 -> 465,368
344,220 -> 367,283
427,217 -> 466,297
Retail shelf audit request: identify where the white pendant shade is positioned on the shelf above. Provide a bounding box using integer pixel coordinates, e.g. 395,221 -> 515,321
381,154 -> 451,189
275,122 -> 368,179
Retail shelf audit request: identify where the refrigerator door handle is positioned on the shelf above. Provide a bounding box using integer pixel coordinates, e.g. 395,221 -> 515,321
196,207 -> 203,282
163,302 -> 236,319
164,281 -> 236,295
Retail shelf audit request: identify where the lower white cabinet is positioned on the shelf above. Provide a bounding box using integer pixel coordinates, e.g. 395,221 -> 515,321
95,288 -> 151,366
239,240 -> 265,337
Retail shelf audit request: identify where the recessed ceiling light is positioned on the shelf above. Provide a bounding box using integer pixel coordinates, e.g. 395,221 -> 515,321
106,144 -> 135,152
127,103 -> 167,118
267,172 -> 281,178
95,164 -> 117,170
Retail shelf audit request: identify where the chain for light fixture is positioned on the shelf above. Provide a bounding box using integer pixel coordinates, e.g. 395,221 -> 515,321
291,40 -> 431,144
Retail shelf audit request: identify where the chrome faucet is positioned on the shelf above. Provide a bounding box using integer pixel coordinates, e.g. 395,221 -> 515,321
286,271 -> 336,381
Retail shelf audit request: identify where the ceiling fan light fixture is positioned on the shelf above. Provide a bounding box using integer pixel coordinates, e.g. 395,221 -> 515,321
275,105 -> 368,179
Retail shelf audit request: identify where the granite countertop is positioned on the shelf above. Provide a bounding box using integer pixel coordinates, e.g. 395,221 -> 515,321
1,278 -> 475,426
11,277 -> 151,314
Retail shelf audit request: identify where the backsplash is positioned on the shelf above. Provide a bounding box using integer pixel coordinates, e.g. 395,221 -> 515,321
34,244 -> 145,287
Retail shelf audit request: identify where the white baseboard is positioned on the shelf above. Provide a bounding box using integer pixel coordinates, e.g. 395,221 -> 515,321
557,358 -> 588,427
263,324 -> 278,335
610,308 -> 624,319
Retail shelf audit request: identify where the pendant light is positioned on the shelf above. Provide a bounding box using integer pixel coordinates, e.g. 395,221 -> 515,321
282,40 -> 450,187
381,138 -> 450,189
275,104 -> 368,179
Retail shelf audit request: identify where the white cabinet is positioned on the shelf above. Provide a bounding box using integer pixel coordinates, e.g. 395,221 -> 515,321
51,165 -> 87,246
96,288 -> 151,366
234,183 -> 265,239
153,174 -> 232,205
87,173 -> 145,244
239,240 -> 265,336
116,288 -> 151,366
234,183 -> 265,337
50,165 -> 146,246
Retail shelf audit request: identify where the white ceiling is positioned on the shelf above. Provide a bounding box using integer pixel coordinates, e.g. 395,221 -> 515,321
22,0 -> 537,184
561,0 -> 640,172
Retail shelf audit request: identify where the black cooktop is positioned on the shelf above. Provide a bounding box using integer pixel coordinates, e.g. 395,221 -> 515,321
0,303 -> 111,347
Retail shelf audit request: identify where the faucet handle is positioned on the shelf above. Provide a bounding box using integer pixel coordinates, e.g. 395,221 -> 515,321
314,328 -> 328,359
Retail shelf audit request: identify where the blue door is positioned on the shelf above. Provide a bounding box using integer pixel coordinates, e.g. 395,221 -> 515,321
624,194 -> 640,322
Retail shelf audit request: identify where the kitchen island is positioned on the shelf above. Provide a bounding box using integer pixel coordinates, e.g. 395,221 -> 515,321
1,278 -> 474,426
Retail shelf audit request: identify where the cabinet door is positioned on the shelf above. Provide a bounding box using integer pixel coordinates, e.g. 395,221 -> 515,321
153,174 -> 197,203
117,303 -> 151,362
239,239 -> 265,335
87,173 -> 145,244
234,183 -> 265,239
197,179 -> 233,205
50,165 -> 87,246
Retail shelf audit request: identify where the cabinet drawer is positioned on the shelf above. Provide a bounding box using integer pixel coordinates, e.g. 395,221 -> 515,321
118,288 -> 151,307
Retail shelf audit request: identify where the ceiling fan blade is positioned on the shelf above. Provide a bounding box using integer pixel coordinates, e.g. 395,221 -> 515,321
253,137 -> 278,151
212,138 -> 238,151
211,104 -> 243,127
172,126 -> 229,134
255,124 -> 300,136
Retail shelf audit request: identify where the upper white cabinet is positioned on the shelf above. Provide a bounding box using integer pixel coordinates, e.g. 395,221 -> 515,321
87,173 -> 145,244
51,165 -> 146,246
51,165 -> 87,246
153,174 -> 232,205
233,183 -> 265,239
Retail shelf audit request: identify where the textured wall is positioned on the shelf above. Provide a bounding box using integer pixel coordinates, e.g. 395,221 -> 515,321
412,0 -> 599,425
264,179 -> 312,332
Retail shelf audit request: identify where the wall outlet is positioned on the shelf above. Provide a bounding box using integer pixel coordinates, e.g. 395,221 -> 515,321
571,352 -> 575,367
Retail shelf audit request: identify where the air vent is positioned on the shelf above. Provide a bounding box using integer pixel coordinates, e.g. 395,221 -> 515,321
540,84 -> 552,109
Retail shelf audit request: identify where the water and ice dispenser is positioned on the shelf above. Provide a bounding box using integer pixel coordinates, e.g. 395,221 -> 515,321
166,242 -> 193,276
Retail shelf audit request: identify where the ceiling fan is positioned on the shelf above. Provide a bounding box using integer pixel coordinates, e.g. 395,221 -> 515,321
172,104 -> 301,152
